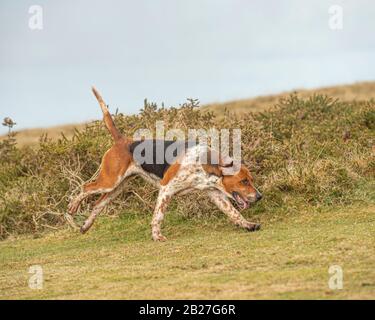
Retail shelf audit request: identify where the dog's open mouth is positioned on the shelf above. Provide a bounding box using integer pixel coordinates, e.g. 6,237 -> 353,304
232,191 -> 250,210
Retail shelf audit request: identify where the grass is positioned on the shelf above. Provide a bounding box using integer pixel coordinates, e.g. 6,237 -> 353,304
0,123 -> 86,147
1,202 -> 374,299
1,93 -> 374,239
0,86 -> 374,299
203,81 -> 375,116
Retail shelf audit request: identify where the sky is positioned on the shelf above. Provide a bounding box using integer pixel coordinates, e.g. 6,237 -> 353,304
0,0 -> 374,134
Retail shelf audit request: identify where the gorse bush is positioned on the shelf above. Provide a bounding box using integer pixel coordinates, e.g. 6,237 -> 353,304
0,95 -> 374,239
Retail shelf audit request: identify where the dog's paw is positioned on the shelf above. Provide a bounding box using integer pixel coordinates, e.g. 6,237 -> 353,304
80,225 -> 89,234
67,202 -> 79,215
244,222 -> 261,232
152,234 -> 167,242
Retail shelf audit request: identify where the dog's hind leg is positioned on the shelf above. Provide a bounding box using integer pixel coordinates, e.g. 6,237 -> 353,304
80,182 -> 125,234
68,179 -> 118,215
68,143 -> 132,215
68,144 -> 132,215
68,182 -> 100,215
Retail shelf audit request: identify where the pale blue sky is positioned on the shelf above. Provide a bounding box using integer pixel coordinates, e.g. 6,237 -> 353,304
1,0 -> 374,134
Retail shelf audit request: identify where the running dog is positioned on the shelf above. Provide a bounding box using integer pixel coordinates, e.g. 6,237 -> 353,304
68,87 -> 262,241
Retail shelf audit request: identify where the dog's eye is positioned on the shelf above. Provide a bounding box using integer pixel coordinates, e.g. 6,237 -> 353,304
241,179 -> 249,186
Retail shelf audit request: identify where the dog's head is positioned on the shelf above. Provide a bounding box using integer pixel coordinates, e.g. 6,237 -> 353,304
204,159 -> 262,210
221,164 -> 262,210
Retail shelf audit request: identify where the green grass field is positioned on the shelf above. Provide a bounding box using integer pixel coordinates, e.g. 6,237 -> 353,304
1,202 -> 374,299
1,90 -> 374,299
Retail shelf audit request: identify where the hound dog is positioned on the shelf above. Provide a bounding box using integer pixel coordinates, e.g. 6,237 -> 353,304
68,87 -> 262,241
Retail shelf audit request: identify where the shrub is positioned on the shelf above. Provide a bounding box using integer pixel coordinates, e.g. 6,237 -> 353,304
0,95 -> 374,239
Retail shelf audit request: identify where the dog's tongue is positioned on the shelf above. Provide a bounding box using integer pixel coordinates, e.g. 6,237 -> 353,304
234,193 -> 248,209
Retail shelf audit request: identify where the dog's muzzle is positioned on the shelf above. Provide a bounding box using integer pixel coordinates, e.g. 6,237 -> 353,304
232,191 -> 262,210
232,191 -> 250,209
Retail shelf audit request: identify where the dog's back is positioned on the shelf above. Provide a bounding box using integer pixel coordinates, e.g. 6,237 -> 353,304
129,139 -> 192,178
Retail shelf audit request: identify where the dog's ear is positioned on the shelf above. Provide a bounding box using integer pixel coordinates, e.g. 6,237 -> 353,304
202,164 -> 223,177
203,150 -> 222,177
203,160 -> 235,177
203,150 -> 234,177
218,160 -> 233,168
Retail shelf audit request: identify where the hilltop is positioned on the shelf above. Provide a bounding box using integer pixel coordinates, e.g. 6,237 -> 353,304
1,81 -> 375,147
203,81 -> 375,115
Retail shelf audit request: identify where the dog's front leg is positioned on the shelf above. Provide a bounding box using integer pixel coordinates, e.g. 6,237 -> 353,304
151,189 -> 172,241
208,190 -> 260,232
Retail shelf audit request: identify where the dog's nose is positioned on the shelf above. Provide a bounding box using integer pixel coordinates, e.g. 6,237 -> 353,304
256,191 -> 262,201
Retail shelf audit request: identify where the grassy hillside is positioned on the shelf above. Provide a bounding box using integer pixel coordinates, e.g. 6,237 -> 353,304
0,123 -> 86,147
0,90 -> 374,299
203,81 -> 375,116
1,202 -> 374,299
2,81 -> 375,147
1,94 -> 374,239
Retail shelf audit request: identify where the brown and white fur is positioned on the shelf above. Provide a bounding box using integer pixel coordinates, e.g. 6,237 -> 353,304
68,87 -> 262,241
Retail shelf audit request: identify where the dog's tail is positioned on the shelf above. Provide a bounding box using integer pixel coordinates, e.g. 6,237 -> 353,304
91,86 -> 123,141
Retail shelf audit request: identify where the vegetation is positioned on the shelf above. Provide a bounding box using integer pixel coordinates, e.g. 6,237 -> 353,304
2,81 -> 375,147
0,94 -> 374,239
1,204 -> 374,299
203,81 -> 375,116
0,90 -> 374,299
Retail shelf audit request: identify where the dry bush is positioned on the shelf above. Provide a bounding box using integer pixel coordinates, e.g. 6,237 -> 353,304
0,95 -> 374,239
